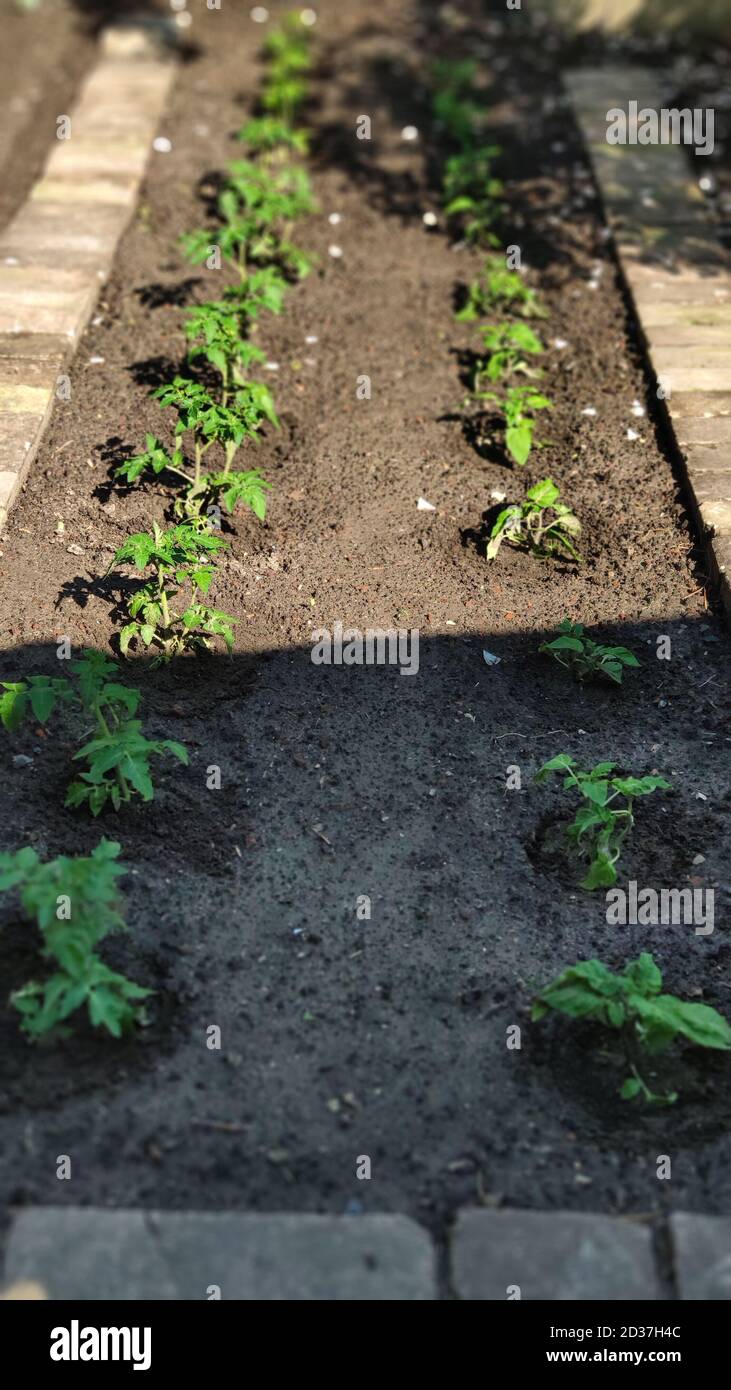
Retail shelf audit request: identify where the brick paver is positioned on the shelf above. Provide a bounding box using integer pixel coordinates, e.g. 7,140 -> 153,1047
669,1213 -> 731,1300
452,1209 -> 659,1301
567,67 -> 731,614
3,1208 -> 437,1301
4,1204 -> 731,1299
0,22 -> 176,530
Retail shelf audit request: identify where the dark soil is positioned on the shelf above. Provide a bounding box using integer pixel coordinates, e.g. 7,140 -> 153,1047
0,0 -> 729,1245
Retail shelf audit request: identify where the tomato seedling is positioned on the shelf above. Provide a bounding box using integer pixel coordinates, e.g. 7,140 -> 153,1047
237,115 -> 310,159
110,521 -> 237,660
116,377 -> 272,522
261,12 -> 313,126
0,839 -> 151,1040
431,60 -> 504,244
189,15 -> 316,281
183,302 -> 267,403
183,164 -> 314,284
457,254 -> 547,322
473,322 -> 545,385
533,952 -> 731,1105
540,620 -> 640,685
472,384 -> 553,466
534,754 -> 671,889
486,478 -> 581,562
1,648 -> 188,815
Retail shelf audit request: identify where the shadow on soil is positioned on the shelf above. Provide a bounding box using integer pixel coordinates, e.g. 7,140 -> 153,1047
0,610 -> 729,1226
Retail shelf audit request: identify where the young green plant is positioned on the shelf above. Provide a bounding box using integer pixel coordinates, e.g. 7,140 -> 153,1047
534,754 -> 670,889
261,11 -> 313,127
0,839 -> 151,1040
474,385 -> 553,467
182,159 -> 314,285
486,478 -> 581,562
116,375 -> 273,523
431,60 -> 505,245
1,649 -> 187,815
540,620 -> 640,685
473,322 -> 545,385
110,521 -> 237,661
533,953 -> 731,1105
457,254 -> 547,322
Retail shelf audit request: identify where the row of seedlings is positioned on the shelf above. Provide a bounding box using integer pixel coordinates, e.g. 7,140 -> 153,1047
429,58 -> 731,1105
0,12 -> 317,1041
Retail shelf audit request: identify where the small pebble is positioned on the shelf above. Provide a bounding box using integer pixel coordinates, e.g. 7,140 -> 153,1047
422,211 -> 438,226
300,7 -> 317,24
417,497 -> 436,511
153,137 -> 172,154
401,125 -> 419,141
627,428 -> 639,440
631,400 -> 645,417
66,543 -> 85,555
328,212 -> 342,225
305,334 -> 318,343
581,407 -> 597,417
12,755 -> 33,768
250,6 -> 269,19
328,245 -> 343,258
553,337 -> 568,349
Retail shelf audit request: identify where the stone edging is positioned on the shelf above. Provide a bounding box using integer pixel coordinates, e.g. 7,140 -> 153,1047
0,22 -> 177,531
2,1206 -> 730,1300
566,66 -> 731,617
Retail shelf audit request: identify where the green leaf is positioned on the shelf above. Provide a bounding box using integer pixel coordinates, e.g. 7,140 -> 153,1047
0,683 -> 29,732
121,754 -> 154,801
160,740 -> 189,764
506,422 -> 532,466
28,680 -> 59,724
619,1077 -> 643,1101
535,753 -> 575,782
581,851 -> 617,890
638,995 -> 731,1052
582,778 -> 610,806
526,477 -> 560,509
623,953 -> 662,997
119,624 -> 138,656
546,636 -> 585,653
612,775 -> 671,798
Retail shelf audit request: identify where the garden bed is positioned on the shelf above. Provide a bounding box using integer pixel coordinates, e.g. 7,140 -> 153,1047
0,0 -> 729,1244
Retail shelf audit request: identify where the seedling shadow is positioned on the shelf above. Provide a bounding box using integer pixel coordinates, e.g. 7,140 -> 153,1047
135,278 -> 202,310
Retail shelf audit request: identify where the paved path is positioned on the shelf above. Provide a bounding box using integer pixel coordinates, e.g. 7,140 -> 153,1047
0,21 -> 177,531
567,67 -> 731,615
2,1206 -> 730,1299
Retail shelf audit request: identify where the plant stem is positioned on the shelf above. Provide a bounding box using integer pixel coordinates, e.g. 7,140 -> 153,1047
94,701 -> 130,803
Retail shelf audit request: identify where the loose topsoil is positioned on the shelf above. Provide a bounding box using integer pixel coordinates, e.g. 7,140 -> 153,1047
0,0 -> 730,1245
